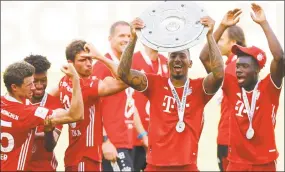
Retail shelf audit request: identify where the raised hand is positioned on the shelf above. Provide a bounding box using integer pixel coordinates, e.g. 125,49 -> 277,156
200,16 -> 215,35
60,63 -> 78,78
130,17 -> 145,39
81,43 -> 104,60
250,3 -> 266,25
221,8 -> 242,27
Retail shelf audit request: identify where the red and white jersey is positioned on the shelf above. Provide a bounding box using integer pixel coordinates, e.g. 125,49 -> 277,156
217,54 -> 237,145
26,93 -> 63,171
92,52 -> 134,149
59,76 -> 102,167
1,95 -> 53,171
222,73 -> 282,164
131,51 -> 169,146
142,74 -> 213,166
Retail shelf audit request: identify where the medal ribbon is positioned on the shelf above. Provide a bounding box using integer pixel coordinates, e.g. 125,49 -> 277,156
168,79 -> 189,122
242,81 -> 260,129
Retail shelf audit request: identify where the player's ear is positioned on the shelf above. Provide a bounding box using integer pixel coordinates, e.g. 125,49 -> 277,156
11,84 -> 18,92
188,60 -> 193,68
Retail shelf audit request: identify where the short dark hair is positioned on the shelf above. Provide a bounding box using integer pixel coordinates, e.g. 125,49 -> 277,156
3,61 -> 35,93
24,54 -> 51,74
65,40 -> 86,61
227,25 -> 246,47
109,21 -> 130,36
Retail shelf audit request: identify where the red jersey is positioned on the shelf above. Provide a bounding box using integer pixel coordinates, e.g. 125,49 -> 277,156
142,74 -> 213,166
131,51 -> 169,146
222,73 -> 281,164
59,76 -> 102,167
1,95 -> 53,171
92,53 -> 133,149
26,93 -> 63,171
217,54 -> 237,145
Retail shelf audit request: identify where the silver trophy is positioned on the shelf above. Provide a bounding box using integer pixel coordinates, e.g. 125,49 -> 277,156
136,1 -> 208,52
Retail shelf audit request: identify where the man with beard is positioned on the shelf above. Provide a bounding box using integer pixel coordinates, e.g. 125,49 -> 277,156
24,55 -> 63,171
115,15 -> 224,171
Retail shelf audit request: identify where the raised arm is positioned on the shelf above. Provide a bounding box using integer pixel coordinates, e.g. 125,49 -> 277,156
200,8 -> 242,73
117,18 -> 148,92
48,63 -> 84,126
200,16 -> 225,94
250,3 -> 284,87
81,43 -> 129,96
82,43 -> 121,80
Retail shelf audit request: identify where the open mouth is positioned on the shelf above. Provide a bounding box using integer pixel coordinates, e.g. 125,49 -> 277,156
237,76 -> 245,84
173,65 -> 182,72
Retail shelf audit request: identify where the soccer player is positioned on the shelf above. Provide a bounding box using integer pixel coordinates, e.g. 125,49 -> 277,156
199,8 -> 244,171
23,55 -> 63,171
50,40 -> 129,171
132,45 -> 169,171
116,15 -> 224,171
1,61 -> 84,171
221,3 -> 284,171
92,21 -> 136,171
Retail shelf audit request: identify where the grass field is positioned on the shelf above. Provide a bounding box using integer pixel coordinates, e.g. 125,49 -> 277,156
1,71 -> 283,171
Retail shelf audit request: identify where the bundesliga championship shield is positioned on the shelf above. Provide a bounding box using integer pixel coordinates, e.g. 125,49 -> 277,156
136,1 -> 208,52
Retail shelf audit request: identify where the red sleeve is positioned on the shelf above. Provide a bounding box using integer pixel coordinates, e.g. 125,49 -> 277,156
47,95 -> 64,130
83,78 -> 100,99
21,105 -> 54,129
92,61 -> 112,80
263,74 -> 283,102
221,73 -> 233,97
197,78 -> 214,104
142,73 -> 159,98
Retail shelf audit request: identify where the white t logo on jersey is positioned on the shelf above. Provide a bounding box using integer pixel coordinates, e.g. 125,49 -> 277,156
162,95 -> 189,113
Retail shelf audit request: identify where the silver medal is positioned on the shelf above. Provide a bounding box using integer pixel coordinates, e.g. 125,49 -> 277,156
246,127 -> 254,139
176,121 -> 185,133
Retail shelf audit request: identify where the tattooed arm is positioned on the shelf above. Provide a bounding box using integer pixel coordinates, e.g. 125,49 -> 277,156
200,16 -> 225,94
200,9 -> 242,73
117,18 -> 148,91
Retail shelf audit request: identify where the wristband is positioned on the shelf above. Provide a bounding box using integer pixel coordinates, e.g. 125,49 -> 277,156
137,131 -> 148,139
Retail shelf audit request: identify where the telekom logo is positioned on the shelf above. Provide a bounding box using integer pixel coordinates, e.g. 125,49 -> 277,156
162,95 -> 189,113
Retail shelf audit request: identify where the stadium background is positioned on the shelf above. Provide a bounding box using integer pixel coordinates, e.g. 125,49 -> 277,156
1,1 -> 284,171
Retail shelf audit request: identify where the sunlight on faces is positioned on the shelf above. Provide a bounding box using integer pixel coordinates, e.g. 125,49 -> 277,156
168,50 -> 192,80
71,51 -> 93,78
32,72 -> 48,99
236,56 -> 259,88
11,76 -> 35,100
109,25 -> 131,54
